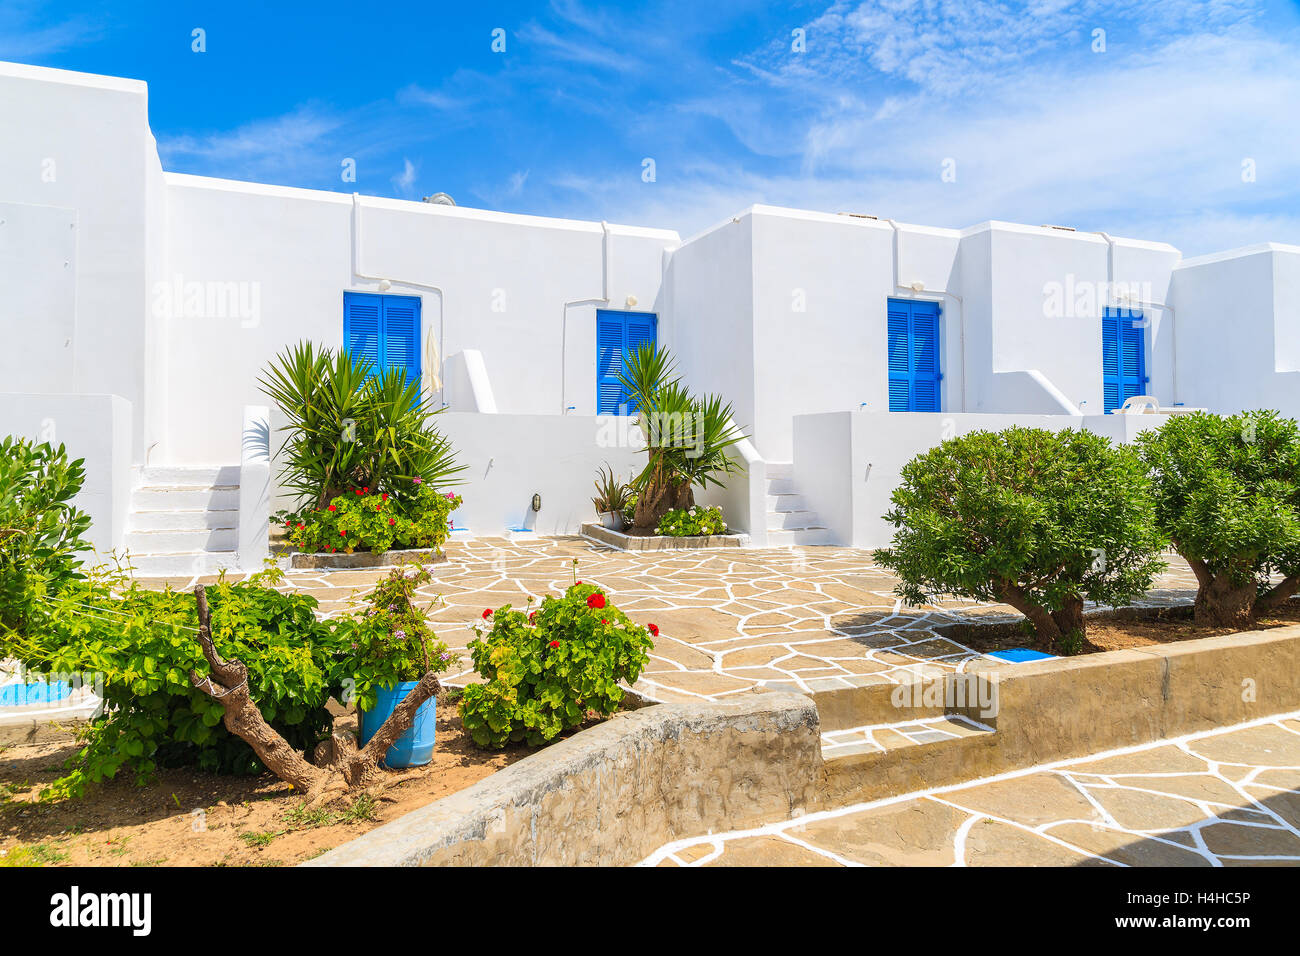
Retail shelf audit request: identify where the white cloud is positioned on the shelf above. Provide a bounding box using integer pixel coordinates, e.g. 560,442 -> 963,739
391,158 -> 419,195
160,106 -> 343,184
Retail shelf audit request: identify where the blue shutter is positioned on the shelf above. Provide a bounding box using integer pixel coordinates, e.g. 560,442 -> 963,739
1102,307 -> 1145,412
887,298 -> 942,412
344,292 -> 382,376
381,295 -> 421,387
596,311 -> 657,414
596,314 -> 625,415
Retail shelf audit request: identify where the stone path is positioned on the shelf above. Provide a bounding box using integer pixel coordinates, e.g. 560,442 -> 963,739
159,536 -> 1201,704
643,713 -> 1300,866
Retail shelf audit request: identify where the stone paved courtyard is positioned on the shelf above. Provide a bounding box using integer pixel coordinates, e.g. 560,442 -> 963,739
165,537 -> 1201,704
643,713 -> 1300,866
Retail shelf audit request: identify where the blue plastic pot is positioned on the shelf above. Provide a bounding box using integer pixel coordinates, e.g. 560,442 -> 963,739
357,681 -> 436,768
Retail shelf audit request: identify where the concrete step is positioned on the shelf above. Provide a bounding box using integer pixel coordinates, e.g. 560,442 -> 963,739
765,478 -> 797,496
820,715 -> 997,805
765,510 -> 822,531
128,509 -> 239,532
765,493 -> 806,512
765,527 -> 835,547
124,528 -> 238,554
140,465 -> 240,486
131,486 -> 240,511
766,461 -> 793,480
124,551 -> 241,577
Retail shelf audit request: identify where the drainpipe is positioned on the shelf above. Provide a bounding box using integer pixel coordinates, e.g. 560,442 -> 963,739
560,220 -> 611,414
1096,230 -> 1178,406
351,193 -> 448,405
884,218 -> 967,411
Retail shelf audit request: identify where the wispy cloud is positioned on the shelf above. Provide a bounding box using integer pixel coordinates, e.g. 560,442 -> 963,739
0,1 -> 105,59
159,106 -> 344,185
391,157 -> 419,196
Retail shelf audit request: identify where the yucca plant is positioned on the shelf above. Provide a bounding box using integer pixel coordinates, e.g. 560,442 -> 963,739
592,463 -> 630,515
259,341 -> 464,510
618,344 -> 746,529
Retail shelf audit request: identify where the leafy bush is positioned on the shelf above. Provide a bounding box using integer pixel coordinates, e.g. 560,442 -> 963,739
591,463 -> 630,515
13,567 -> 342,797
260,341 -> 464,510
329,563 -> 457,712
873,427 -> 1166,652
1137,410 -> 1300,626
458,581 -> 656,748
618,344 -> 747,529
0,438 -> 93,644
656,505 -> 727,537
277,483 -> 461,555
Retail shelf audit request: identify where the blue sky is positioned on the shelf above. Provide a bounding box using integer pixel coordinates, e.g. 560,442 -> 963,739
4,0 -> 1300,253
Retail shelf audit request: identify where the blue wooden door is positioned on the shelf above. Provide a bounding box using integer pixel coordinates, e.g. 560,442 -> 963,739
596,310 -> 657,414
1102,307 -> 1146,412
887,298 -> 943,412
344,291 -> 422,387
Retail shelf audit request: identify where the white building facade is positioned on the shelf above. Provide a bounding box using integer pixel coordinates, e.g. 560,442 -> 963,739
3,61 -> 1298,571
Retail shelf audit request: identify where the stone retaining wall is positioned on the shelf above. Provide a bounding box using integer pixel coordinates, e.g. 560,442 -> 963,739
307,691 -> 820,866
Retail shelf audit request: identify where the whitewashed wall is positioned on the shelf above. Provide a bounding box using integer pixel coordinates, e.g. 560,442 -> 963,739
793,410 -> 1169,550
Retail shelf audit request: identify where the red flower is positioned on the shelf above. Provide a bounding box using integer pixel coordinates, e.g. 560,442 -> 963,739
548,640 -> 560,649
529,612 -> 537,624
339,530 -> 347,537
327,505 -> 337,512
648,623 -> 659,637
382,493 -> 389,501
586,593 -> 606,609
601,619 -> 607,625
376,504 -> 382,511
482,608 -> 493,619
363,486 -> 370,494
284,520 -> 291,527
388,518 -> 396,526
297,523 -> 304,530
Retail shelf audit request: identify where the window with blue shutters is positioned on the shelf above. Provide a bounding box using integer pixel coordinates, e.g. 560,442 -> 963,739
344,291 -> 422,387
1101,307 -> 1146,413
596,310 -> 657,414
887,298 -> 942,412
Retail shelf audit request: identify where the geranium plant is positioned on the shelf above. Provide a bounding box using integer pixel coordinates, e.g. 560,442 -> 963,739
458,574 -> 656,749
276,482 -> 461,555
329,562 -> 457,712
656,505 -> 726,537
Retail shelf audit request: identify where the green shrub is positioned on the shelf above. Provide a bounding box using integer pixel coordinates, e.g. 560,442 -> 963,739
277,483 -> 461,555
259,340 -> 464,510
14,567 -> 342,797
328,562 -> 457,712
655,505 -> 726,537
0,437 -> 93,645
1137,410 -> 1300,626
873,427 -> 1166,652
458,581 -> 655,748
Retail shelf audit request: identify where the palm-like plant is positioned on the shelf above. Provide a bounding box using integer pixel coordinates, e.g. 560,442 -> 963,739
618,344 -> 746,529
259,341 -> 464,510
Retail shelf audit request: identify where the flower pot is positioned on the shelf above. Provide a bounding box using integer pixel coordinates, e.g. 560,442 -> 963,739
597,511 -> 624,531
357,681 -> 436,768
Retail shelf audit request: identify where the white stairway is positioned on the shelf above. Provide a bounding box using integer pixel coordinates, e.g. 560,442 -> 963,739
124,466 -> 242,576
763,462 -> 834,546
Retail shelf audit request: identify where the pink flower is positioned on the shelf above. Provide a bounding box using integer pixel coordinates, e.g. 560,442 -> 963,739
413,477 -> 423,485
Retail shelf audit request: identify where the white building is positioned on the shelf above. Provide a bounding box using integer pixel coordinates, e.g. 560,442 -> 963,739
3,61 -> 1298,572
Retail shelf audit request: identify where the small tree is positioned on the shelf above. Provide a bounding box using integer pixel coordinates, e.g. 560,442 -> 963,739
617,344 -> 747,530
874,427 -> 1166,652
1137,410 -> 1300,627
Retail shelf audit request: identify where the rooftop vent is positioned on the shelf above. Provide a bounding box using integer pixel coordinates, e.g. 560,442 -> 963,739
422,192 -> 456,206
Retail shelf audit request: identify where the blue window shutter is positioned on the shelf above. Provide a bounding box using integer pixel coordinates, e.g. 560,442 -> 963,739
887,298 -> 941,412
596,313 -> 625,414
344,292 -> 382,375
596,311 -> 657,414
1102,307 -> 1145,412
381,295 -> 421,387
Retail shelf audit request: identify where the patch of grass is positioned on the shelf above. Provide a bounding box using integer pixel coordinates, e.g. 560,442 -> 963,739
339,794 -> 378,824
238,829 -> 282,849
282,793 -> 378,830
0,842 -> 69,866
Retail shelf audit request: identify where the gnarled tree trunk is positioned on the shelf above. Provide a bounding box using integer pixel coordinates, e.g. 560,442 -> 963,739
1186,558 -> 1258,628
631,456 -> 694,530
187,585 -> 436,808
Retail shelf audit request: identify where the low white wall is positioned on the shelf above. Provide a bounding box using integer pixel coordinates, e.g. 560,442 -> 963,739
793,410 -> 1170,550
430,412 -> 645,537
0,392 -> 133,555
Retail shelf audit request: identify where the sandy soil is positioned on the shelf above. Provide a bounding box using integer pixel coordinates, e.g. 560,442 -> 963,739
0,691 -> 529,867
955,602 -> 1300,656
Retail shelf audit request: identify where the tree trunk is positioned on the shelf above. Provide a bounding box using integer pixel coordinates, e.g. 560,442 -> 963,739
1193,573 -> 1257,628
187,585 -> 437,808
1050,596 -> 1086,645
1254,572 -> 1300,618
997,583 -> 1063,650
631,454 -> 693,530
